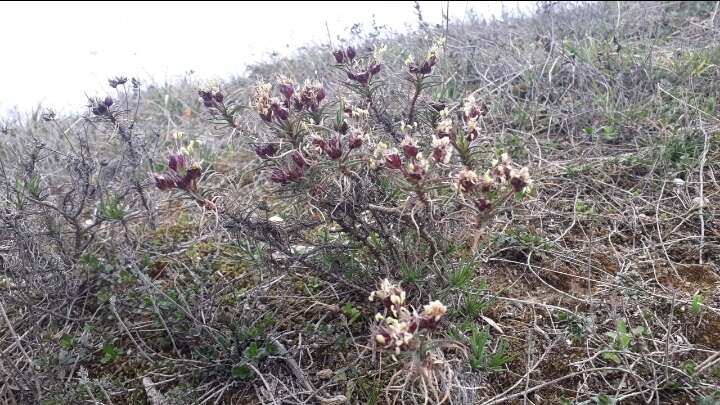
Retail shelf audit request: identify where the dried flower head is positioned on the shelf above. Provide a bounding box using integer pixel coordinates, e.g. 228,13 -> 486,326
351,106 -> 370,120
346,46 -> 357,60
401,136 -> 419,159
333,49 -> 345,64
492,153 -> 513,182
384,148 -> 402,170
509,166 -> 532,192
324,134 -> 343,160
403,153 -> 429,182
348,127 -> 364,150
368,279 -> 406,311
422,300 -> 447,321
154,174 -> 177,191
270,97 -> 289,120
251,80 -> 274,121
457,169 -> 479,193
369,142 -> 388,169
466,117 -> 481,141
153,152 -> 202,192
369,278 -> 449,354
431,136 -> 452,164
479,172 -> 495,192
463,94 -> 486,120
41,109 -> 56,121
407,44 -> 439,75
429,100 -> 446,112
372,43 -> 388,61
299,79 -> 326,111
276,75 -> 296,100
291,150 -> 307,168
255,143 -> 278,159
436,116 -> 454,139
108,76 -> 128,88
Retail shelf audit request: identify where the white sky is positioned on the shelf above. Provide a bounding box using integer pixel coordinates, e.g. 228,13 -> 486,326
0,1 -> 530,115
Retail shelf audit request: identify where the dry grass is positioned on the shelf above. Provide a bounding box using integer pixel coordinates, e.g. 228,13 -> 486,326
1,2 -> 719,404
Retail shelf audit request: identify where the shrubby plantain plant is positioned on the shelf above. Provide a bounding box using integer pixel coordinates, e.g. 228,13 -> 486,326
200,39 -> 534,279
187,39 -> 536,399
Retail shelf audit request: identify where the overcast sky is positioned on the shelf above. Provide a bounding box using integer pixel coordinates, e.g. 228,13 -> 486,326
0,1 -> 531,115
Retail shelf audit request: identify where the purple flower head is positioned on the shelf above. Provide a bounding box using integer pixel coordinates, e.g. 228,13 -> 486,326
198,89 -> 214,102
348,129 -> 363,150
347,71 -> 370,85
286,162 -> 305,181
154,174 -> 176,191
108,76 -> 128,88
385,149 -> 402,170
346,46 -> 357,60
270,168 -> 289,184
92,103 -> 108,116
401,136 -> 419,159
403,161 -> 426,182
277,76 -> 295,99
474,198 -> 491,212
311,135 -> 326,151
335,120 -> 349,135
324,135 -> 343,160
408,61 -> 433,75
271,102 -> 289,121
292,96 -> 304,112
299,80 -> 325,111
255,143 -> 278,159
153,153 -> 201,192
168,152 -> 188,172
291,150 -> 307,168
178,164 -> 202,191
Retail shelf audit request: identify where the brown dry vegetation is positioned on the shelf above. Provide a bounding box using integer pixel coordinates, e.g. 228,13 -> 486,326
1,2 -> 719,404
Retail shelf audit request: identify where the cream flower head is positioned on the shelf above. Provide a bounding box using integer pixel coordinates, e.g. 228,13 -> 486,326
423,300 -> 447,321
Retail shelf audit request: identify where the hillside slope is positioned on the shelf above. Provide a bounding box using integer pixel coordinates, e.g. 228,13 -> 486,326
1,2 -> 719,404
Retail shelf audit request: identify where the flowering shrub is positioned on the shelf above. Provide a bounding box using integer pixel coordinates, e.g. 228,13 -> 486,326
213,40 -> 533,274
190,44 -> 535,399
186,42 -> 535,398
